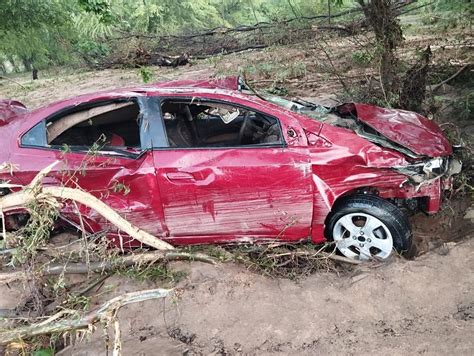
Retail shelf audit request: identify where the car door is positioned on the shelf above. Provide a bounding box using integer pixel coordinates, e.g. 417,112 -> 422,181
12,96 -> 167,245
150,95 -> 313,244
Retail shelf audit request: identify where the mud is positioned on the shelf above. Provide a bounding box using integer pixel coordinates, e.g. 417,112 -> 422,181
55,237 -> 474,355
410,194 -> 473,256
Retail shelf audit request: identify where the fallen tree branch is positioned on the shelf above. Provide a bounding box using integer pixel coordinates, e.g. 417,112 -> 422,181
192,44 -> 268,59
0,288 -> 172,345
398,1 -> 434,16
432,64 -> 470,92
109,7 -> 363,42
2,161 -> 173,250
0,251 -> 216,284
267,250 -> 362,265
0,185 -> 174,251
0,76 -> 26,89
107,1 -> 416,44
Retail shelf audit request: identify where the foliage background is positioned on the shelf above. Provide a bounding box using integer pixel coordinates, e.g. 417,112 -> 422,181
2,0 -> 470,73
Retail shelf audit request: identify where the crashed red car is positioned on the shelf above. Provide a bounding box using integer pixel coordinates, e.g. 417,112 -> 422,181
0,76 -> 461,260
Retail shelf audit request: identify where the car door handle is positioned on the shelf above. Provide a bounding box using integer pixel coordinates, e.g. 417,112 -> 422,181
165,172 -> 196,182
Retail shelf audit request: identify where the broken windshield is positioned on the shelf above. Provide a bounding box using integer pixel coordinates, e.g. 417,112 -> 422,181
261,93 -> 333,121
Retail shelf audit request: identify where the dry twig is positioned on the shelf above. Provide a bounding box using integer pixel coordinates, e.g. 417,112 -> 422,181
0,251 -> 216,284
0,288 -> 172,345
432,64 -> 470,93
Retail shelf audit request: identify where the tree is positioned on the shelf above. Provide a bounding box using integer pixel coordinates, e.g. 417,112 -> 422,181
356,0 -> 403,104
0,0 -> 77,78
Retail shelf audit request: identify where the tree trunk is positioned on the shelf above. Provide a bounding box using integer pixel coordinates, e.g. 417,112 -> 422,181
357,0 -> 403,102
399,46 -> 432,112
328,0 -> 331,25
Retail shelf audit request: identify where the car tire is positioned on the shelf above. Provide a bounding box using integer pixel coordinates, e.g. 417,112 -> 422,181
325,194 -> 412,261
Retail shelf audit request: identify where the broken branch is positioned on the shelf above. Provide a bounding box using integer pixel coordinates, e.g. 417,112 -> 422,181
267,250 -> 362,265
432,64 -> 470,93
0,186 -> 174,250
0,76 -> 26,89
0,250 -> 216,284
0,288 -> 172,345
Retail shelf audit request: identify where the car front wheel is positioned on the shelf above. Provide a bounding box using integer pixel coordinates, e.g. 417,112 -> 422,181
325,194 -> 412,261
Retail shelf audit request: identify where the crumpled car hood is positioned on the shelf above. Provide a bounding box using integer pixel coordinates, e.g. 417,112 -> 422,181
343,103 -> 452,157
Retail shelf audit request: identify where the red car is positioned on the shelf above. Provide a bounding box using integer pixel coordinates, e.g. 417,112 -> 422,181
0,76 -> 461,260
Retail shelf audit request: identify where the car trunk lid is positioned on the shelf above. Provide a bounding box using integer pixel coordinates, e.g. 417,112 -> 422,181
0,99 -> 28,127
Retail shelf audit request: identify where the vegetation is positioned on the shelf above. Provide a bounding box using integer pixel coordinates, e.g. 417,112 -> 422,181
1,1 -> 470,78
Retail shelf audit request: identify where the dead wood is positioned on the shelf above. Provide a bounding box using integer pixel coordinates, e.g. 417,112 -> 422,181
0,76 -> 26,89
98,1 -> 420,69
267,250 -> 362,265
192,44 -> 268,59
0,161 -> 174,251
0,288 -> 172,345
47,102 -> 133,143
1,187 -> 173,250
109,8 -> 362,43
0,250 -> 216,284
431,64 -> 470,93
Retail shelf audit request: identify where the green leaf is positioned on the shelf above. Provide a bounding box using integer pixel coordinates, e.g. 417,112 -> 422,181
33,348 -> 54,356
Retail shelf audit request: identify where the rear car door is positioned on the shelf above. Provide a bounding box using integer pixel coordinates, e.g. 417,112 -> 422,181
12,96 -> 166,245
150,95 -> 313,244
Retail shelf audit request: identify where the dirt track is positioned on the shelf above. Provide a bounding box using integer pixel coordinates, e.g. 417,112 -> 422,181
56,238 -> 474,355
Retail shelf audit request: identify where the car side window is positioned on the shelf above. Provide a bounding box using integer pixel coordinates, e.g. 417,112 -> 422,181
160,99 -> 283,148
21,100 -> 143,156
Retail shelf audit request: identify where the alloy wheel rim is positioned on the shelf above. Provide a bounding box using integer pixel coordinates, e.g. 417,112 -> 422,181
332,213 -> 393,260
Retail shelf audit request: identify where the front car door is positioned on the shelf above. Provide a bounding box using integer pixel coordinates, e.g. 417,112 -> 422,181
150,93 -> 313,244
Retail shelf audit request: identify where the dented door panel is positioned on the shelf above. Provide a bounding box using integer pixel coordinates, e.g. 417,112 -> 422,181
9,148 -> 166,242
153,147 -> 313,243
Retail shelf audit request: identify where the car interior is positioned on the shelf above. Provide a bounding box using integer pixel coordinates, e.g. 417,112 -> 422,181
28,99 -> 283,153
46,101 -> 141,150
161,100 -> 283,148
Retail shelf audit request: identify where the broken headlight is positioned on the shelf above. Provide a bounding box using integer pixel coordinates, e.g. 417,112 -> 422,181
393,157 -> 461,184
422,157 -> 446,176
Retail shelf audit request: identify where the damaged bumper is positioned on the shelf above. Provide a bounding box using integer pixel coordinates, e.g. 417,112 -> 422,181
393,156 -> 462,186
389,156 -> 462,214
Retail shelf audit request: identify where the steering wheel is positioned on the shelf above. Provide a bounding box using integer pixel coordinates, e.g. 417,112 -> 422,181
238,112 -> 251,145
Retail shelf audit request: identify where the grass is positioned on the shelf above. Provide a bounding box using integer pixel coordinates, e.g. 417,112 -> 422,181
228,242 -> 340,280
351,50 -> 374,67
182,242 -> 343,280
117,264 -> 187,285
138,66 -> 153,83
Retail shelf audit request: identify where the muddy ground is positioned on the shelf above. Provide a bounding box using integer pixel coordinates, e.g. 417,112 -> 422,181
57,239 -> 474,355
0,30 -> 473,355
1,234 -> 473,355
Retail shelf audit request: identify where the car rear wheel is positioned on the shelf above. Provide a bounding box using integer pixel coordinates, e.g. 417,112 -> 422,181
325,194 -> 412,261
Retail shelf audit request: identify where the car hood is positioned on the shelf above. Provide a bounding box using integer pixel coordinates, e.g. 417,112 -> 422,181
338,103 -> 452,157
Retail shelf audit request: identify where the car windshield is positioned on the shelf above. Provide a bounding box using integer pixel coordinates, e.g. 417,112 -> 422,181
260,93 -> 333,121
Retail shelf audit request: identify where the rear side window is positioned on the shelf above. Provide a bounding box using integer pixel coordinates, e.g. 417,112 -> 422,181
21,121 -> 47,147
21,100 -> 143,156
